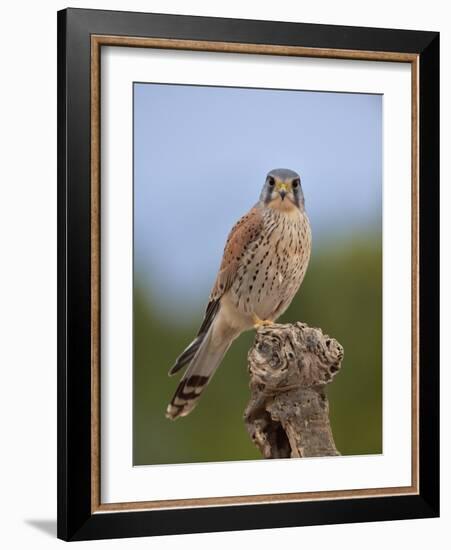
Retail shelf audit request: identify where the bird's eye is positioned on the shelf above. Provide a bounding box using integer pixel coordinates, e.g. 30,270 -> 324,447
292,179 -> 300,189
268,177 -> 275,187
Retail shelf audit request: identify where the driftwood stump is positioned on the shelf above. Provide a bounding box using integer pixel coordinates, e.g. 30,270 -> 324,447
244,322 -> 344,458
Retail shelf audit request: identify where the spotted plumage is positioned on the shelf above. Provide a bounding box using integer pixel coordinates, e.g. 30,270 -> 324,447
166,169 -> 312,420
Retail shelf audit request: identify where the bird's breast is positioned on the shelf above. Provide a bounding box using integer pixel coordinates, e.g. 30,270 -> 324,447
228,208 -> 311,323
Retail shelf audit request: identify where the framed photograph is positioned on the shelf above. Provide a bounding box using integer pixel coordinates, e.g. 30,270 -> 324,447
57,8 -> 439,541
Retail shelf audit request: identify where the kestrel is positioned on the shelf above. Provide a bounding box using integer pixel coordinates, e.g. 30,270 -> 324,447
166,168 -> 312,420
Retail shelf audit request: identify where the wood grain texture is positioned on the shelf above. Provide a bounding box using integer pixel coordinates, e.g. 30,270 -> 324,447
411,56 -> 420,491
91,35 -> 418,62
244,323 -> 342,459
89,34 -> 420,514
90,35 -> 101,514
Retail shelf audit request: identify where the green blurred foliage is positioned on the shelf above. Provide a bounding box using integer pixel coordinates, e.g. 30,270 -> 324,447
133,233 -> 382,465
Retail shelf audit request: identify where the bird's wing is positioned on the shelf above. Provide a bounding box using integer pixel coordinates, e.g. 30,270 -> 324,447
210,205 -> 264,301
168,205 -> 263,377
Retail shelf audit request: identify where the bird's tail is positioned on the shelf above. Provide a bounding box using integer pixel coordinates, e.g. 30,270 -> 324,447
166,317 -> 236,420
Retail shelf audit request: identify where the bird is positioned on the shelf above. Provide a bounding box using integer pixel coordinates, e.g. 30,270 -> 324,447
166,168 -> 312,420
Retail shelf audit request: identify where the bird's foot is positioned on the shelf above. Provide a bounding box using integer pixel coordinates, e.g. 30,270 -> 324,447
252,314 -> 274,329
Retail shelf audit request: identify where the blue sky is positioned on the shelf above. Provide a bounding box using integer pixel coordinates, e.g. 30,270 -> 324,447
134,83 -> 382,322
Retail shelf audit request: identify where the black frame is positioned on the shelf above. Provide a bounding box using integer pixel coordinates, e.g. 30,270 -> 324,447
57,7 -> 439,541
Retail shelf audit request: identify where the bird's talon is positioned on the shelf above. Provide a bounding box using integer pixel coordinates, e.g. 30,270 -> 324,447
253,315 -> 274,329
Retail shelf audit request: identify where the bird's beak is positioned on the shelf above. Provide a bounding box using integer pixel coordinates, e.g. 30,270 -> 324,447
277,182 -> 288,201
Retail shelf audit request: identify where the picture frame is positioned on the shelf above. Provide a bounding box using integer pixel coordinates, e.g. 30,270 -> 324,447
57,7 -> 439,541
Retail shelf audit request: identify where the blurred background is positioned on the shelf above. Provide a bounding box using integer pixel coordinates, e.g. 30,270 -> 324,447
133,83 -> 382,465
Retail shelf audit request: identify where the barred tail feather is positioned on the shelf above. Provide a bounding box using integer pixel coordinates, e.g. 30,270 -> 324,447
168,334 -> 204,376
168,299 -> 220,376
166,320 -> 235,420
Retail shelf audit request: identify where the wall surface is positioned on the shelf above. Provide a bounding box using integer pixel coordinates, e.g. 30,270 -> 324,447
0,0 -> 448,548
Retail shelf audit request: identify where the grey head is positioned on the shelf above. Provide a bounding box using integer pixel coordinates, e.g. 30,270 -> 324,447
260,168 -> 305,209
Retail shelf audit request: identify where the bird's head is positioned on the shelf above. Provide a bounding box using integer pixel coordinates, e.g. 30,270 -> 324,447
260,168 -> 305,212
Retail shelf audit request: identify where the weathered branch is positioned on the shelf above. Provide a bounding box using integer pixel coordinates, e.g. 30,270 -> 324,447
244,322 -> 344,458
